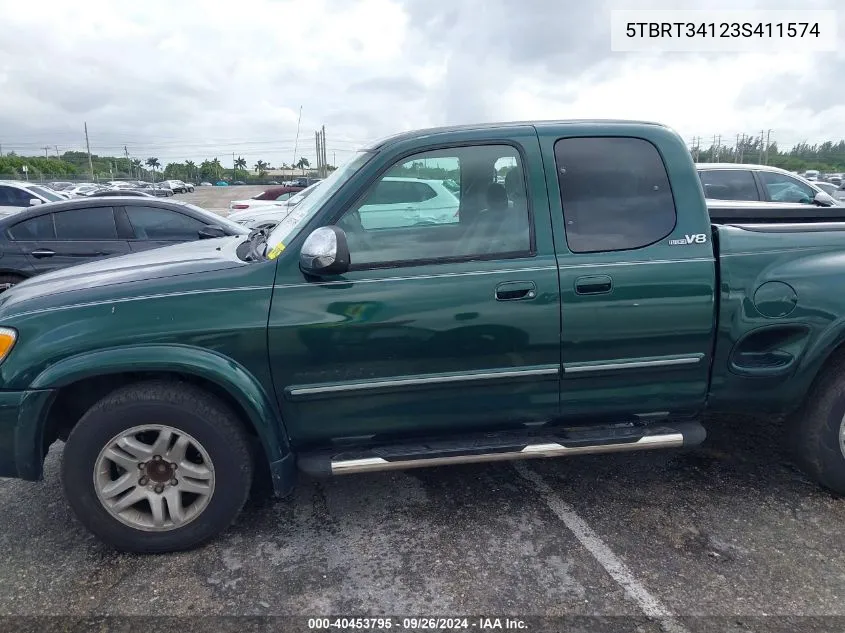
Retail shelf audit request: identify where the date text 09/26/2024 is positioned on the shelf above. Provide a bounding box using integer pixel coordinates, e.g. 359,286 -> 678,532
307,617 -> 528,630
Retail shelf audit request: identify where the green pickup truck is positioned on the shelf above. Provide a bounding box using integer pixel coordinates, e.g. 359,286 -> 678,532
1,120 -> 845,553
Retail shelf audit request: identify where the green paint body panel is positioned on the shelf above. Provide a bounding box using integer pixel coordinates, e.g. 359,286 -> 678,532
0,120 -> 843,491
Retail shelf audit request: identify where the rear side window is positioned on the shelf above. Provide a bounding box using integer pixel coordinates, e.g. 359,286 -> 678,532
54,207 -> 118,239
554,137 -> 676,253
126,206 -> 205,240
698,169 -> 759,201
8,214 -> 55,240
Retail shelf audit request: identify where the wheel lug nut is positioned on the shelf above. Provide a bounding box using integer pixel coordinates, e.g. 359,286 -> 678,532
138,463 -> 146,469
152,455 -> 162,461
154,485 -> 164,494
139,477 -> 148,486
170,463 -> 177,470
170,479 -> 178,486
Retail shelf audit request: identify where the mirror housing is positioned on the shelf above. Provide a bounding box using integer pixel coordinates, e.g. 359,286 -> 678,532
198,225 -> 227,239
29,198 -> 42,206
299,226 -> 350,277
813,192 -> 835,207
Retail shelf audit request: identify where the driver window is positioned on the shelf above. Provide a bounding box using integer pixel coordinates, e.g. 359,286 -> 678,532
758,171 -> 815,204
336,145 -> 531,268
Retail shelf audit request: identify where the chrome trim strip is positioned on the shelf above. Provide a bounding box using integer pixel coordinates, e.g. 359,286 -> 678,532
330,433 -> 685,474
274,259 -> 715,290
564,356 -> 702,374
273,266 -> 560,289
288,366 -> 561,397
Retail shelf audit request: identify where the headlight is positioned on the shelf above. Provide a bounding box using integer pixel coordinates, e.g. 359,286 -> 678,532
0,327 -> 17,363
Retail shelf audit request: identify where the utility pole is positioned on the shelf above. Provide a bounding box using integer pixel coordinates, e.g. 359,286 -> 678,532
735,134 -> 740,162
54,145 -> 59,158
738,134 -> 745,163
0,143 -> 3,157
321,125 -> 326,178
333,151 -> 336,169
292,105 -> 302,175
233,152 -> 236,181
764,129 -> 773,165
759,130 -> 765,164
315,131 -> 321,177
84,122 -> 94,181
42,146 -> 50,159
124,146 -> 130,178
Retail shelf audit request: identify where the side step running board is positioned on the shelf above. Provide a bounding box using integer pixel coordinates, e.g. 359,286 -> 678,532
298,421 -> 706,477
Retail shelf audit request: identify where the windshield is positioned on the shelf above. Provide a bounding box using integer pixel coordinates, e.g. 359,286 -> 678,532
27,185 -> 63,202
264,150 -> 372,254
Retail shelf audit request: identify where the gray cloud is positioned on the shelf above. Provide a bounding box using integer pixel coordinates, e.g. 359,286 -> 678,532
0,0 -> 842,166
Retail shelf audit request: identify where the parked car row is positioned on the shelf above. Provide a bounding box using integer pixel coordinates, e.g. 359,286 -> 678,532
48,179 -> 196,200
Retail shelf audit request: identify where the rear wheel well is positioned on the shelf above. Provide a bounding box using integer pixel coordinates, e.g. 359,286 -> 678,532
42,372 -> 266,480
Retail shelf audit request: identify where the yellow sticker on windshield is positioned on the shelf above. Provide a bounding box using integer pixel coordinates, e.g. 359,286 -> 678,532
267,243 -> 286,260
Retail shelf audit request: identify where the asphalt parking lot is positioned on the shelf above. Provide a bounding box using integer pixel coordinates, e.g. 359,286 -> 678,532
181,185 -> 270,216
1,412 -> 844,631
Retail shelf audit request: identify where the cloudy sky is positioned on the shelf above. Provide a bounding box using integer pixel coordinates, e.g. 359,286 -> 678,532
0,0 -> 842,168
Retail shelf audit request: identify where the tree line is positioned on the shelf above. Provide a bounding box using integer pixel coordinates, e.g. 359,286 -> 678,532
0,151 -> 321,182
693,137 -> 845,172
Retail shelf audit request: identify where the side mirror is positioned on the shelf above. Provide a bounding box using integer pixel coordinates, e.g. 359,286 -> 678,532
813,192 -> 834,207
198,225 -> 227,239
29,198 -> 42,206
299,226 -> 350,277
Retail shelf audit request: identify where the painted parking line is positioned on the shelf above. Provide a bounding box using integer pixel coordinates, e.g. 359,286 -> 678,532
513,463 -> 689,633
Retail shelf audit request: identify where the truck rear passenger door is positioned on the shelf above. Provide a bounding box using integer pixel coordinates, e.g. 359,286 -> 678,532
540,128 -> 717,422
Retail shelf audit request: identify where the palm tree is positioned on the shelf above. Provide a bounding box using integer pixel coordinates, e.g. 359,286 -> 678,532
295,157 -> 310,174
211,158 -> 222,180
131,158 -> 142,179
185,160 -> 196,182
234,156 -> 247,179
145,157 -> 160,182
254,160 -> 268,177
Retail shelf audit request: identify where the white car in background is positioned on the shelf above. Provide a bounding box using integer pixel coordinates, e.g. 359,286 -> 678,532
67,183 -> 103,197
0,180 -> 66,214
226,177 -> 460,231
356,177 -> 460,229
227,183 -> 322,229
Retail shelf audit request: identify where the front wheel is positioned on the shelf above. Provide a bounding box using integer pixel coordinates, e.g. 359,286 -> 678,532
792,359 -> 845,495
61,381 -> 254,553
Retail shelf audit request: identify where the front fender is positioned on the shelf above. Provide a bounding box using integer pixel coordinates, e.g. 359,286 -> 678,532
30,344 -> 294,492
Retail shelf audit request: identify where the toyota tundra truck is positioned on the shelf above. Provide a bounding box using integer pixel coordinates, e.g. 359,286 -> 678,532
0,120 -> 844,553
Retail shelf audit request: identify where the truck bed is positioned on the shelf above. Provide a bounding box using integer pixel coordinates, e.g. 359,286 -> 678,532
707,200 -> 845,223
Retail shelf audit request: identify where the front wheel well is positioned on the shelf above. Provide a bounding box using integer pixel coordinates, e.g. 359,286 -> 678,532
42,371 -> 262,460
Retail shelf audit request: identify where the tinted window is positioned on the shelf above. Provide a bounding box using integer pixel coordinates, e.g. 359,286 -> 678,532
54,207 -> 118,239
126,206 -> 205,240
27,186 -> 62,202
336,144 -> 530,267
698,169 -> 759,201
758,171 -> 816,204
554,137 -> 676,253
0,186 -> 34,207
8,214 -> 55,240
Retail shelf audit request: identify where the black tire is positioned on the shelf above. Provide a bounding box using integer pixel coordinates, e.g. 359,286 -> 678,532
0,273 -> 25,293
791,357 -> 845,494
61,380 -> 254,553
